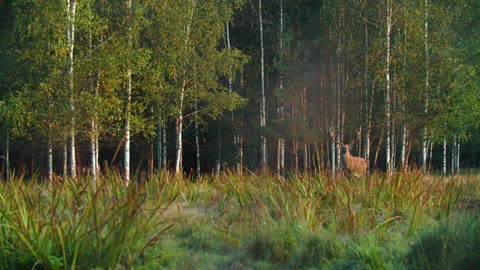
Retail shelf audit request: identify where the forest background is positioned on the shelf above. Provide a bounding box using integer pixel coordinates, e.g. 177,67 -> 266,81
0,0 -> 479,181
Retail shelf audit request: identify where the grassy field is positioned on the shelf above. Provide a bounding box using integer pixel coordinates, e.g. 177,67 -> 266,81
0,170 -> 479,269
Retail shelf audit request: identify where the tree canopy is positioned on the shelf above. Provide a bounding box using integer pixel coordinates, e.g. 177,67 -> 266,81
0,0 -> 478,177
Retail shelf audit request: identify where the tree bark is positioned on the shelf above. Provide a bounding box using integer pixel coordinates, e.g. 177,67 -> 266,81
400,4 -> 408,171
225,21 -> 239,175
175,0 -> 195,174
385,0 -> 393,174
63,140 -> 68,177
47,137 -> 53,181
259,0 -> 267,169
422,0 -> 430,174
195,100 -> 201,175
124,0 -> 133,183
156,120 -> 162,170
88,28 -> 98,181
175,81 -> 185,174
443,138 -> 447,175
66,0 -> 77,179
277,0 -> 285,177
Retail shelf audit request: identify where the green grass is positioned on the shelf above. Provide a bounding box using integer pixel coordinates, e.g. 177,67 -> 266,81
0,170 -> 479,269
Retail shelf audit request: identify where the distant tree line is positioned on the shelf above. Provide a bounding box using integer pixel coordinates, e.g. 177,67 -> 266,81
0,0 -> 479,180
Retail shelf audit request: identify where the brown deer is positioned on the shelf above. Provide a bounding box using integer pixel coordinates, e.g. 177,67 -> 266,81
338,141 -> 367,177
330,127 -> 368,177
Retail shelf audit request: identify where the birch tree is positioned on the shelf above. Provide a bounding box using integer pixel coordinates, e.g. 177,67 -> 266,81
66,0 -> 77,178
385,0 -> 393,174
258,0 -> 267,169
421,0 -> 430,173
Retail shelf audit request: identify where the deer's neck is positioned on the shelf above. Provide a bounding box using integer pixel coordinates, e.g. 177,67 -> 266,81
342,151 -> 352,165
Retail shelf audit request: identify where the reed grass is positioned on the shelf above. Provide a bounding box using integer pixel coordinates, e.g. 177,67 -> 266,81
0,170 -> 478,269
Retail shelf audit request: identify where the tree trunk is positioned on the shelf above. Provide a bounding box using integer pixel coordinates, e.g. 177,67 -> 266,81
149,142 -> 154,176
363,14 -> 372,171
385,0 -> 392,175
63,140 -> 68,177
330,126 -> 336,177
215,128 -> 222,176
47,137 -> 53,181
226,21 -> 240,174
175,1 -> 195,175
277,0 -> 285,177
156,120 -> 162,170
422,0 -> 430,174
259,0 -> 267,169
302,83 -> 308,173
124,0 -> 133,183
451,137 -> 460,174
90,120 -> 97,180
401,5 -> 408,171
162,124 -> 166,168
66,0 -> 77,179
175,82 -> 185,174
443,138 -> 447,175
335,21 -> 342,173
195,100 -> 201,175
88,29 -> 97,181
366,81 -> 374,170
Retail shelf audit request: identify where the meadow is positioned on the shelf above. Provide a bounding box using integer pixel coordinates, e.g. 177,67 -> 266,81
0,170 -> 479,269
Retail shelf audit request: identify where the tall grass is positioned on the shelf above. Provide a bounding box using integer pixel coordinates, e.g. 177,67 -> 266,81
0,170 -> 478,269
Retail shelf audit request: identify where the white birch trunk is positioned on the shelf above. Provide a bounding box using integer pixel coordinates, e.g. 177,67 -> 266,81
89,29 -> 97,181
363,12 -> 371,170
451,138 -> 456,174
226,21 -> 240,174
385,0 -> 392,175
95,123 -> 99,175
124,0 -> 133,184
422,0 -> 430,174
443,138 -> 447,175
335,25 -> 342,172
451,137 -> 460,174
259,0 -> 267,169
366,81 -> 375,170
175,82 -> 185,174
401,8 -> 407,170
66,0 -> 77,178
195,100 -> 201,175
303,84 -> 308,172
48,137 -> 53,181
215,129 -> 222,176
175,1 -> 195,174
456,141 -> 460,174
91,120 -> 96,180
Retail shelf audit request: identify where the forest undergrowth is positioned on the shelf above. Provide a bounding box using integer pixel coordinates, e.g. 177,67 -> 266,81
0,170 -> 479,269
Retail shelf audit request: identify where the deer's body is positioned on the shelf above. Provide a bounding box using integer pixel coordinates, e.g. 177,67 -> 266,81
340,143 -> 367,177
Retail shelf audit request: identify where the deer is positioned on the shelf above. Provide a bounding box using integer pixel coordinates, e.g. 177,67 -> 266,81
330,128 -> 368,177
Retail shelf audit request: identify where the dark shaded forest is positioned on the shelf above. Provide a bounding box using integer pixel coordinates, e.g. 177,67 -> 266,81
0,0 -> 479,181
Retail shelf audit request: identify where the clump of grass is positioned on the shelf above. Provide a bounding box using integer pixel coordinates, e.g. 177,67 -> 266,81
406,214 -> 480,270
0,173 -> 176,269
